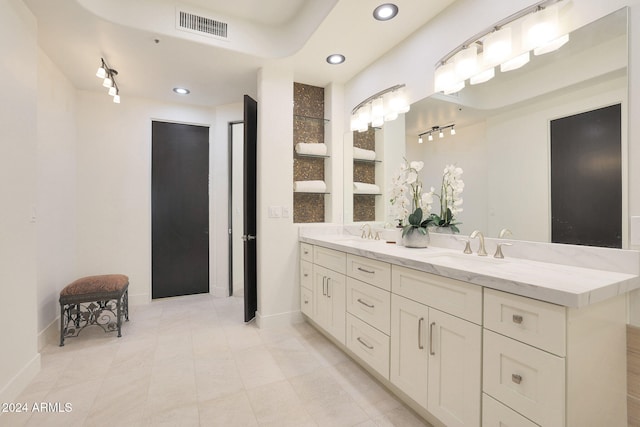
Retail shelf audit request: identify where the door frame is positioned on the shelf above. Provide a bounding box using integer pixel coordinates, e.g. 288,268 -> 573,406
228,120 -> 244,297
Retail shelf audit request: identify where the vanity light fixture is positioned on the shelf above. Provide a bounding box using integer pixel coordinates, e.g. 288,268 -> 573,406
373,3 -> 398,21
418,124 -> 456,143
95,58 -> 121,104
433,0 -> 568,95
350,84 -> 409,132
326,54 -> 346,64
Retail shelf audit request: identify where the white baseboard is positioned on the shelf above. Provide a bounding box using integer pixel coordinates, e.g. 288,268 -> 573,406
255,310 -> 305,329
129,292 -> 150,306
0,353 -> 41,404
38,318 -> 60,350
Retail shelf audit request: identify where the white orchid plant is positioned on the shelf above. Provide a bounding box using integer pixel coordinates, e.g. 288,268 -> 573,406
430,164 -> 464,233
389,160 -> 464,235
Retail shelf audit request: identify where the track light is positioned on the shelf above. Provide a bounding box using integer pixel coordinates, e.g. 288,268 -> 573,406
95,58 -> 122,104
417,124 -> 456,143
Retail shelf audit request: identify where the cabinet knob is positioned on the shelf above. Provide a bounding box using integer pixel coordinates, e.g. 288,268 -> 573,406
512,314 -> 524,324
512,373 -> 522,384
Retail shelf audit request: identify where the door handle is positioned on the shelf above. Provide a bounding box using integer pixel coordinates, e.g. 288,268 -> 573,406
242,234 -> 256,241
429,322 -> 436,356
418,317 -> 424,350
326,278 -> 331,298
322,277 -> 327,296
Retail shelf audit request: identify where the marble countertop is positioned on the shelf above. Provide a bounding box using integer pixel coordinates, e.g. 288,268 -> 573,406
300,233 -> 640,308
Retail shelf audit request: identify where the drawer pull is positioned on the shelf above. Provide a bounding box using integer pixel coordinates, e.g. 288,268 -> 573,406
357,298 -> 375,309
512,314 -> 524,324
322,277 -> 327,296
303,250 -> 309,255
512,374 -> 522,385
357,267 -> 375,274
303,273 -> 309,277
418,317 -> 424,350
327,278 -> 331,298
429,322 -> 436,356
357,337 -> 374,350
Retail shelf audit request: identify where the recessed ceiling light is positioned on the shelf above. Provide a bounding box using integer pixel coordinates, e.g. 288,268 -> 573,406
326,54 -> 346,65
173,87 -> 190,95
373,3 -> 398,21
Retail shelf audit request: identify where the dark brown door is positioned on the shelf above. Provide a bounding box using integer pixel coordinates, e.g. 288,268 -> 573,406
551,104 -> 622,248
152,121 -> 209,299
243,95 -> 258,322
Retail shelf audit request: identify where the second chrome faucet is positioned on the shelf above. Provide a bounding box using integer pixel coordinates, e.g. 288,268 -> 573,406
469,230 -> 487,256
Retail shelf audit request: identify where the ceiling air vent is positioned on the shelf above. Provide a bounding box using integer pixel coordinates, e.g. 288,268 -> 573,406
177,10 -> 228,40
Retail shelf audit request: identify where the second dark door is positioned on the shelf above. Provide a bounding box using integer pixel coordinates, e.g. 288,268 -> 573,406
152,121 -> 210,299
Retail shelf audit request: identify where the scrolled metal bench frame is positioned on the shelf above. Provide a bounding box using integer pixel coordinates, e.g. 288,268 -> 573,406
59,284 -> 129,346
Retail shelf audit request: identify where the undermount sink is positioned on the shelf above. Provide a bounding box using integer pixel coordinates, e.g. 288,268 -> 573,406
331,235 -> 379,244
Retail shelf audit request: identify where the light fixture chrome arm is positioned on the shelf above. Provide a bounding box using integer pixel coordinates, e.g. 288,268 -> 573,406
351,84 -> 405,115
435,0 -> 564,67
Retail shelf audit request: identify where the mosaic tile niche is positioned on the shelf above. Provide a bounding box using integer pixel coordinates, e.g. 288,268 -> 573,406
293,83 -> 326,223
353,127 -> 377,222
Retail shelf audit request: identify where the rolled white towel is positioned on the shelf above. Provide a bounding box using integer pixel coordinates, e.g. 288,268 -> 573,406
353,147 -> 376,161
294,180 -> 327,193
353,182 -> 380,194
295,143 -> 327,156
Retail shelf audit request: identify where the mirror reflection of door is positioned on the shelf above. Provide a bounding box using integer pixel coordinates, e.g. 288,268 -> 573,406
229,121 -> 244,296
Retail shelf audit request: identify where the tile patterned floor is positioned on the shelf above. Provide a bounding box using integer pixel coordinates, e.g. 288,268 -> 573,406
2,294 -> 431,426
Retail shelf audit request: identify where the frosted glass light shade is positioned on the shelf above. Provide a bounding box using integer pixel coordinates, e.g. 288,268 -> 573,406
453,45 -> 478,81
534,33 -> 569,55
500,51 -> 530,72
96,66 -> 106,79
434,62 -> 455,93
113,94 -> 120,103
484,26 -> 512,67
108,86 -> 117,96
522,5 -> 560,51
102,77 -> 113,88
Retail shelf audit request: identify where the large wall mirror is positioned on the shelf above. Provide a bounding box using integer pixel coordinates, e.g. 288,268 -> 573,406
383,7 -> 628,247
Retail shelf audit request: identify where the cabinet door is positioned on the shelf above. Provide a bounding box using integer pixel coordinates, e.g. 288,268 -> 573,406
427,308 -> 481,427
313,265 -> 346,344
390,294 -> 429,408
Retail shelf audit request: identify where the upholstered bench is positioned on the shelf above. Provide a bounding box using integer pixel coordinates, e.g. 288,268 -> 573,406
59,274 -> 129,346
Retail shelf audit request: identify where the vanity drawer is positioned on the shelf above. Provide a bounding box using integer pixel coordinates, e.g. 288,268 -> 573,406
346,313 -> 390,380
483,330 -> 565,427
482,393 -> 539,427
346,277 -> 391,335
300,242 -> 313,262
314,246 -> 346,274
301,286 -> 313,318
484,288 -> 566,356
346,254 -> 391,291
300,260 -> 313,290
391,265 -> 482,324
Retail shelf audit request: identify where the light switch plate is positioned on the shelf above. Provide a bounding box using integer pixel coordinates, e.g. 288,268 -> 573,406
268,206 -> 282,218
631,216 -> 640,245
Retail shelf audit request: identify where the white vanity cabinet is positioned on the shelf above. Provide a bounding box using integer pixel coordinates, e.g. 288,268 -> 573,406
310,246 -> 347,344
482,288 -> 627,427
345,254 -> 392,379
299,243 -> 347,344
299,240 -> 630,427
390,265 -> 482,427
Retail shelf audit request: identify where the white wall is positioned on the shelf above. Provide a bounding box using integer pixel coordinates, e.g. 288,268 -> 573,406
36,50 -> 78,348
75,92 -> 234,303
256,64 -> 300,327
0,0 -> 40,403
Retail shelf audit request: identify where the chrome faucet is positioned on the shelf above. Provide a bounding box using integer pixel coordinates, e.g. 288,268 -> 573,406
494,228 -> 513,259
361,223 -> 373,239
469,230 -> 487,256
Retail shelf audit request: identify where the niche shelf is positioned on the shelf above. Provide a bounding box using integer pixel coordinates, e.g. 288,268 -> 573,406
293,83 -> 329,223
353,126 -> 380,222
